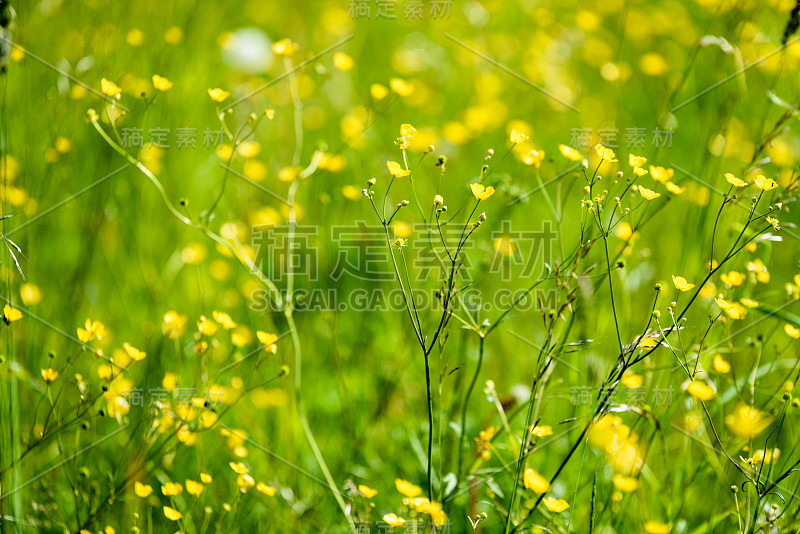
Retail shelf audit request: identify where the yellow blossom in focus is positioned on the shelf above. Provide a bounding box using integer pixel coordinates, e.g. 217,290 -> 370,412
161,482 -> 183,496
257,331 -> 279,353
672,275 -> 694,292
101,78 -> 121,97
358,484 -> 378,498
386,160 -> 410,178
638,186 -> 660,200
186,479 -> 204,496
594,143 -> 617,162
77,319 -> 107,343
122,342 -> 146,361
41,368 -> 58,383
470,183 -> 495,200
134,481 -> 153,498
163,506 -> 183,521
754,174 -> 777,191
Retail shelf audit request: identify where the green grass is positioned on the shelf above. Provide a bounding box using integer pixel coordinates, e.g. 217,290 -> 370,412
1,0 -> 800,532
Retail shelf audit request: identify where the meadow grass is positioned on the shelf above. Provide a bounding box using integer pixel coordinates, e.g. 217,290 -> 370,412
0,0 -> 800,533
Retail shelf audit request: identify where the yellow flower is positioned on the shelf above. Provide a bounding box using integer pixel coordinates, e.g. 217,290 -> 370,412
686,381 -> 715,401
594,143 -> 617,162
257,482 -> 276,496
200,473 -> 213,484
740,298 -> 758,308
621,372 -> 643,388
256,331 -> 279,353
649,166 -> 673,183
531,425 -> 553,438
41,368 -> 58,383
208,88 -> 230,103
523,468 -> 551,494
522,149 -> 545,167
100,78 -> 121,97
629,154 -> 647,169
510,129 -> 529,144
77,318 -> 107,343
333,51 -> 354,71
163,506 -> 183,521
237,473 -> 256,491
395,478 -> 422,498
672,275 -> 695,292
4,304 -> 22,322
386,160 -> 411,178
724,172 -> 747,187
383,513 -> 406,527
754,174 -> 777,191
152,75 -> 173,91
122,342 -> 146,362
389,77 -> 414,96
724,403 -> 773,439
470,183 -> 495,200
272,38 -> 298,56
186,479 -> 204,496
279,166 -> 302,182
720,271 -> 746,287
746,258 -> 770,283
542,496 -> 570,513
638,186 -> 660,200
766,216 -> 780,231
370,83 -> 388,100
558,144 -> 584,161
400,123 -> 417,138
161,482 -> 183,496
715,298 -> 746,320
713,354 -> 731,373
644,521 -> 672,534
785,324 -> 800,339
665,181 -> 684,195
134,481 -> 153,498
212,310 -> 237,330
163,311 -> 187,339
612,474 -> 640,492
197,315 -> 219,336
358,484 -> 378,498
226,462 -> 248,476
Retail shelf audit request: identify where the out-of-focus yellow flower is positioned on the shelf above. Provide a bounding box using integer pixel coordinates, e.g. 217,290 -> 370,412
644,521 -> 671,534
162,312 -> 187,339
746,258 -> 770,283
101,78 -> 121,97
725,172 -> 748,187
78,318 -> 107,343
523,468 -> 551,494
134,481 -> 153,498
715,298 -> 747,319
185,479 -> 204,496
161,482 -> 183,496
542,496 -> 570,513
725,403 -> 773,439
272,38 -> 298,56
208,88 -> 230,103
358,484 -> 378,498
256,331 -> 278,353
665,181 -> 684,194
559,144 -> 584,161
686,381 -> 715,401
237,473 -> 256,491
612,474 -> 640,492
389,77 -> 414,96
720,271 -> 745,287
152,75 -> 173,91
531,425 -> 553,438
333,52 -> 354,71
510,129 -> 528,144
163,506 -> 183,521
395,478 -> 422,497
649,166 -> 673,183
785,324 -> 800,339
123,342 -> 146,362
370,83 -> 388,100
200,473 -> 213,484
383,513 -> 406,527
4,304 -> 22,322
41,368 -> 58,383
229,461 -> 249,474
713,354 -> 731,373
212,310 -> 237,330
257,482 -> 276,496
